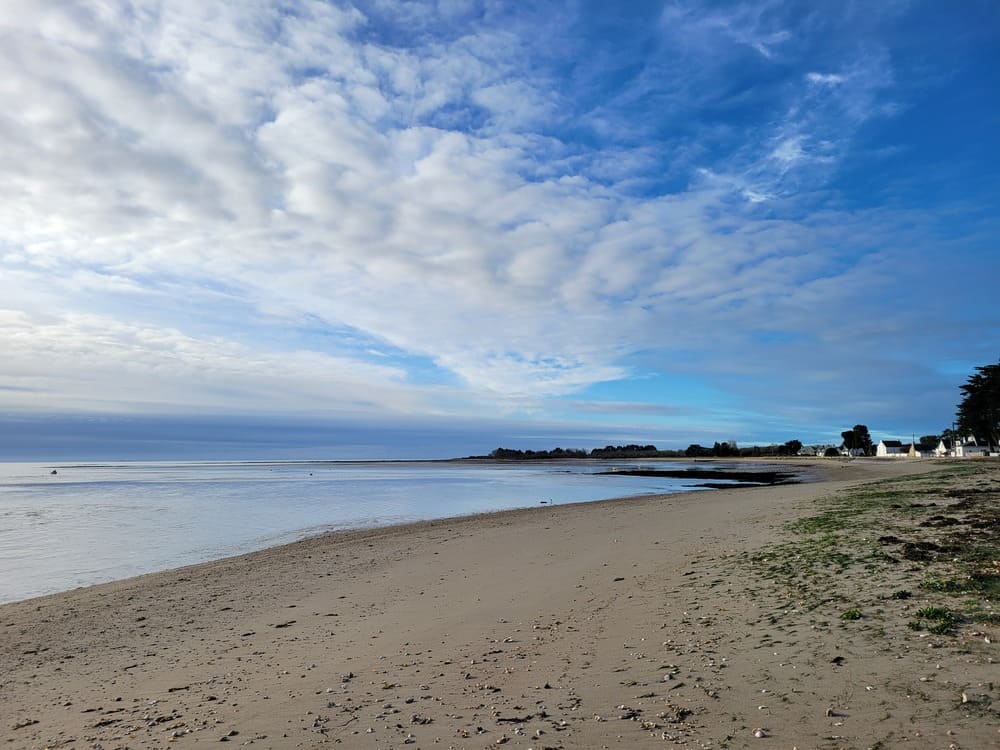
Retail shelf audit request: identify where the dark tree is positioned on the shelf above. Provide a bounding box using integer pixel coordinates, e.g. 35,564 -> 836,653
919,435 -> 940,447
939,427 -> 960,449
957,361 -> 1000,447
824,447 -> 841,457
782,439 -> 803,456
590,444 -> 660,459
685,444 -> 711,458
490,447 -> 524,459
841,425 -> 873,456
856,425 -> 874,455
712,441 -> 736,457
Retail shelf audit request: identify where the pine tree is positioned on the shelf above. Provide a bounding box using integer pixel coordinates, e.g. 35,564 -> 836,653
840,425 -> 873,456
957,361 -> 1000,447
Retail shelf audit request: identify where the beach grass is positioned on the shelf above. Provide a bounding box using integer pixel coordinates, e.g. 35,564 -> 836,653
747,461 -> 1000,631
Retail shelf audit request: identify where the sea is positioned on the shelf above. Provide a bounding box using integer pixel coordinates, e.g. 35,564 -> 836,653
0,459 -> 751,604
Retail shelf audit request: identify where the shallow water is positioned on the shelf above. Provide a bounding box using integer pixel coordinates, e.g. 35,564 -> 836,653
0,459 -> 735,603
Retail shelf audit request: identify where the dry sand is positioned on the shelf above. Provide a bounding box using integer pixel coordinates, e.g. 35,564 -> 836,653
2,459 -> 997,749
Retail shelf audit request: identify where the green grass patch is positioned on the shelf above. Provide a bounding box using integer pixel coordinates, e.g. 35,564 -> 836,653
965,609 -> 1000,625
915,606 -> 958,621
923,572 -> 1000,601
910,606 -> 963,636
746,463 -> 1000,634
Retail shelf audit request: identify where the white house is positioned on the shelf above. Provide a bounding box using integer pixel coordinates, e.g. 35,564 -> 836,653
876,440 -> 905,457
956,440 -> 991,457
936,434 -> 998,457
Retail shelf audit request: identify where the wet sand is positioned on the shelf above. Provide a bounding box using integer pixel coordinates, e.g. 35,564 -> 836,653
2,458 -> 997,749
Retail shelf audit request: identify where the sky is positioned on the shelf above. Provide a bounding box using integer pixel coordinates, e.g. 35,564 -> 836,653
1,1 -> 998,459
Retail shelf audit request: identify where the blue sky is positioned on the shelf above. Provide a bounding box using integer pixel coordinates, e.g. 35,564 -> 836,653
1,1 -> 998,459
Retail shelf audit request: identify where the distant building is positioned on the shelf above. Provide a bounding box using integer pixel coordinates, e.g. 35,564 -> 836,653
902,435 -> 1000,458
876,439 -> 936,458
908,442 -> 936,458
876,440 -> 905,457
955,437 -> 992,457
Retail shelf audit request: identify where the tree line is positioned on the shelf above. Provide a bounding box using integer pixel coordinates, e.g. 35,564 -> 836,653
479,441 -> 808,461
484,444 -> 661,460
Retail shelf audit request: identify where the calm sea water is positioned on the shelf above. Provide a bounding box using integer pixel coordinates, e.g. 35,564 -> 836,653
0,459 -> 729,604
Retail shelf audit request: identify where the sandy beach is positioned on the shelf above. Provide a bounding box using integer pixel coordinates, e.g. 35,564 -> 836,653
2,458 -> 998,750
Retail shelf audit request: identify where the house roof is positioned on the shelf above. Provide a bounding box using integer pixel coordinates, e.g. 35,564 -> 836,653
881,440 -> 903,447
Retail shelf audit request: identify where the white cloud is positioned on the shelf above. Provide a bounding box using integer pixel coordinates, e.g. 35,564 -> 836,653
0,308 -> 425,415
472,80 -> 558,130
771,136 -> 807,167
806,72 -> 846,85
0,0 -> 988,441
659,0 -> 794,60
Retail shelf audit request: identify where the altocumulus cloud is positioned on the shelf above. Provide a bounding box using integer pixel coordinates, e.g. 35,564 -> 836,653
0,0 -> 997,444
